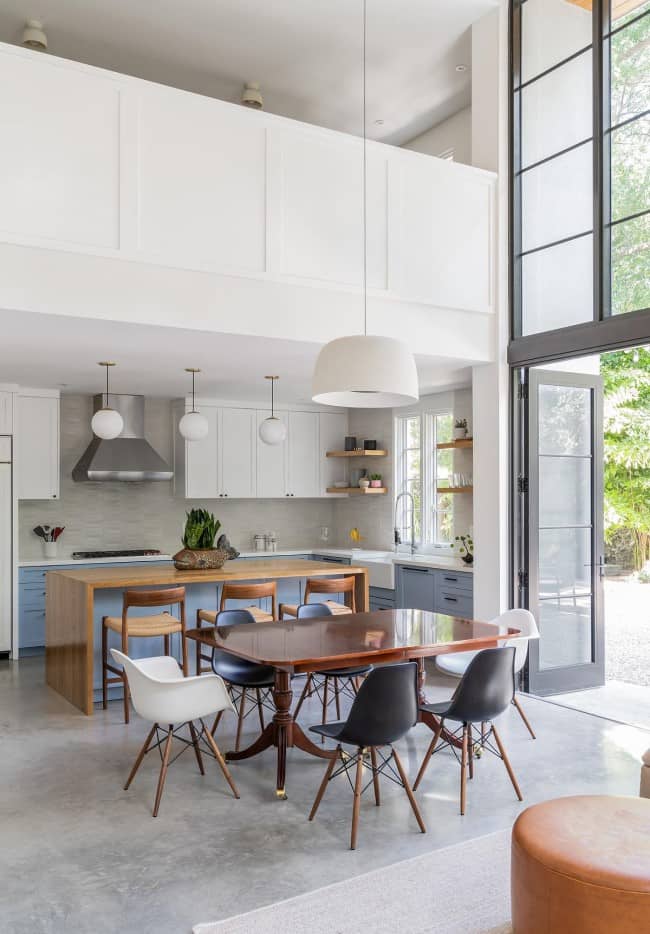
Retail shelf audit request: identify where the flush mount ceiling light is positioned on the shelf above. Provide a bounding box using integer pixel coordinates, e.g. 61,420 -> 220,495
179,368 -> 209,441
312,0 -> 418,410
91,362 -> 124,440
241,81 -> 263,109
22,19 -> 48,50
259,376 -> 287,445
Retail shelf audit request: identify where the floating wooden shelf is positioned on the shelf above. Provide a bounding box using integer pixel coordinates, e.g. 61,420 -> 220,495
436,439 -> 473,450
437,486 -> 473,494
326,486 -> 388,495
326,450 -> 388,458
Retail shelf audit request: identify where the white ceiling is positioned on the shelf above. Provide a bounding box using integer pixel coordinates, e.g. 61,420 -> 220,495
0,0 -> 498,144
1,311 -> 472,403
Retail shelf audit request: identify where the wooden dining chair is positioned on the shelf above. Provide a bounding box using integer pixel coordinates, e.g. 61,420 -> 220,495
196,581 -> 278,674
280,575 -> 356,619
102,586 -> 188,723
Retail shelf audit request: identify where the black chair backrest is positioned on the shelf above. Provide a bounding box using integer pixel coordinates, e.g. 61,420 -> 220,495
216,608 -> 257,627
296,603 -> 333,619
337,662 -> 418,748
443,647 -> 516,724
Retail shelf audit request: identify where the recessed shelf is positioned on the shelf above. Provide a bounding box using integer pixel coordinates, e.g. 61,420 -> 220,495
326,450 -> 388,458
326,486 -> 388,495
437,486 -> 473,494
436,439 -> 473,450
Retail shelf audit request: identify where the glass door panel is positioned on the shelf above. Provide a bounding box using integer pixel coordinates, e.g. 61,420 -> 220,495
527,370 -> 605,693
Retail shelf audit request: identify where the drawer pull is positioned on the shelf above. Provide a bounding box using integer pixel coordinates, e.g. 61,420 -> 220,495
443,576 -> 458,582
443,596 -> 458,603
403,566 -> 430,574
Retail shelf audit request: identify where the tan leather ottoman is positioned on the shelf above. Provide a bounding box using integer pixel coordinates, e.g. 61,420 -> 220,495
511,796 -> 650,934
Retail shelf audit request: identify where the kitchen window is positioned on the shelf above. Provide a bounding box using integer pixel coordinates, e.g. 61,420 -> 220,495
395,411 -> 454,548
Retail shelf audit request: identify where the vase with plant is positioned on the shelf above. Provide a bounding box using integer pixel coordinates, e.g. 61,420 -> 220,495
453,418 -> 468,441
369,473 -> 382,488
451,534 -> 474,565
173,509 -> 227,570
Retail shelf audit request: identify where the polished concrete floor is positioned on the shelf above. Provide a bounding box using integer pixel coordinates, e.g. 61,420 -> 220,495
1,657 -> 648,934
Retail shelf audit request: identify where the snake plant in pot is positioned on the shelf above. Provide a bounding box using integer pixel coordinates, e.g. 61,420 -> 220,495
173,509 -> 227,570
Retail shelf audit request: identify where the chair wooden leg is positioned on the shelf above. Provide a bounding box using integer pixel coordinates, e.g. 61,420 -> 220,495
460,724 -> 468,815
124,723 -> 157,790
492,725 -> 523,801
235,687 -> 246,752
101,622 -> 108,709
189,721 -> 205,776
512,695 -> 536,739
122,670 -> 130,724
334,678 -> 341,720
413,717 -> 443,791
293,675 -> 312,718
370,747 -> 381,806
468,723 -> 474,780
320,677 -> 329,743
309,745 -> 340,820
256,688 -> 265,731
350,749 -> 364,850
152,726 -> 174,817
164,633 -> 170,656
201,719 -> 240,799
181,633 -> 189,677
392,747 -> 426,834
210,709 -> 224,737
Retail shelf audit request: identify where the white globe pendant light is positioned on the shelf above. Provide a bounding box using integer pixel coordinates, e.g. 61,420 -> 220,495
91,362 -> 124,440
259,376 -> 287,445
179,368 -> 209,441
312,0 -> 418,410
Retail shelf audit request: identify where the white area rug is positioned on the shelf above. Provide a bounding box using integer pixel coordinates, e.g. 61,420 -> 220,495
194,830 -> 512,934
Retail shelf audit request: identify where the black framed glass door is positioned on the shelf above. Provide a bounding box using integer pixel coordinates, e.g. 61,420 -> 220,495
524,368 -> 605,694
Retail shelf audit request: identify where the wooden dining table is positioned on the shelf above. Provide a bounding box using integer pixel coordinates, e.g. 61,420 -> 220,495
186,608 -> 520,799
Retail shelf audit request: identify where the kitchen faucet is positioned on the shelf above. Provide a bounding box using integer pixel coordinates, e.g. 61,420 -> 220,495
394,491 -> 416,555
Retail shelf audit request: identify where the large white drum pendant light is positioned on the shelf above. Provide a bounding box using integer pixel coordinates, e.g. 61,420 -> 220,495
179,368 -> 209,442
259,376 -> 287,445
312,0 -> 418,410
91,362 -> 124,440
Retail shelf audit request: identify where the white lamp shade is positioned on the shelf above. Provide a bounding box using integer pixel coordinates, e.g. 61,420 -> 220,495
91,407 -> 124,440
179,411 -> 209,442
312,335 -> 419,408
259,416 -> 287,445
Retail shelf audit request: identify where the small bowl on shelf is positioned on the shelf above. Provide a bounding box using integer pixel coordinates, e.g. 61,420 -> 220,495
333,481 -> 348,489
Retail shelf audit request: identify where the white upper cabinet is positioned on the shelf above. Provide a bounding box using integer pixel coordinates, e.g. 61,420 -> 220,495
256,410 -> 288,498
287,411 -> 319,498
319,412 -> 349,494
16,393 -> 59,500
183,405 -> 220,499
0,52 -> 119,249
219,408 -> 256,498
137,89 -> 267,274
0,392 -> 12,434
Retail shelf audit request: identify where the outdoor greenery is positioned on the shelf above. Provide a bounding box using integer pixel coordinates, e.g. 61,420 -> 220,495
602,347 -> 650,571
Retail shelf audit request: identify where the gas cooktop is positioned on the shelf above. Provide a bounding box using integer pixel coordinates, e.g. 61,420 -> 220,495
71,549 -> 162,560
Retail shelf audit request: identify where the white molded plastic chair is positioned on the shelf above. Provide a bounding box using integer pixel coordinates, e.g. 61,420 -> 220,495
435,609 -> 539,738
111,650 -> 240,816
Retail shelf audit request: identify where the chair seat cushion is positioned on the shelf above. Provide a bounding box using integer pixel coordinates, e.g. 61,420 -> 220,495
104,613 -> 181,637
199,606 -> 273,624
310,721 -> 345,740
435,650 -> 479,678
322,666 -> 372,678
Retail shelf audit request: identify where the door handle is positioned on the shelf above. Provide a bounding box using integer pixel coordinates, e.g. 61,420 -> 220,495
584,557 -> 607,579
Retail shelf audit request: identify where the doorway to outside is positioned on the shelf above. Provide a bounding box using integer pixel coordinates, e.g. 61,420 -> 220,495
519,346 -> 650,730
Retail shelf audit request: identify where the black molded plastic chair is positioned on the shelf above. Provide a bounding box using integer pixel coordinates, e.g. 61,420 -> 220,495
413,647 -> 523,815
308,661 -> 426,849
293,603 -> 371,730
210,608 -> 275,751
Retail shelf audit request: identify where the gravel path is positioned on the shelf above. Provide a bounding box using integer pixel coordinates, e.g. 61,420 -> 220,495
605,579 -> 650,686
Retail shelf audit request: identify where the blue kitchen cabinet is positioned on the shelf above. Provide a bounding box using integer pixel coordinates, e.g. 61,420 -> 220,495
369,586 -> 396,611
396,565 -> 436,611
395,564 -> 473,617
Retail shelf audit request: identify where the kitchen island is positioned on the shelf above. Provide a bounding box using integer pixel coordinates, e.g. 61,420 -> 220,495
45,559 -> 369,714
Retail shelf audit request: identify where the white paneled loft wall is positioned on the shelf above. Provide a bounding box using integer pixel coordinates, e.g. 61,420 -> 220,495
0,42 -> 496,364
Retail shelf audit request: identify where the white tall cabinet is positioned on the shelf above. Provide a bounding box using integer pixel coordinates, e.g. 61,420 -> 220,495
15,392 -> 60,500
286,412 -> 319,498
255,410 -> 288,498
220,408 -> 257,498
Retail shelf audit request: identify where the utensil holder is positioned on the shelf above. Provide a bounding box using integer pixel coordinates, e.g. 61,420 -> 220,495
43,541 -> 58,559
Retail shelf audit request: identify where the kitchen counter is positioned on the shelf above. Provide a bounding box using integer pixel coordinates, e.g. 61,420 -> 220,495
45,559 -> 370,715
19,554 -> 174,567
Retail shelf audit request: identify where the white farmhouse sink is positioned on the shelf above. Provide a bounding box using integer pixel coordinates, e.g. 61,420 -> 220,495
349,551 -> 395,589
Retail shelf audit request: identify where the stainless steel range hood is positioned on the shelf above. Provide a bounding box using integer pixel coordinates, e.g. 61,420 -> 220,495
72,394 -> 173,482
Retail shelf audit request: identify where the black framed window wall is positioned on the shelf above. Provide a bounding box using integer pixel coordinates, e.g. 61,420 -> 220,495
510,0 -> 650,366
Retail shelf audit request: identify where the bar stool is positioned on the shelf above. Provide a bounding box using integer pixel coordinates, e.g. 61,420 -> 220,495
196,581 -> 277,674
102,586 -> 187,723
280,575 -> 356,619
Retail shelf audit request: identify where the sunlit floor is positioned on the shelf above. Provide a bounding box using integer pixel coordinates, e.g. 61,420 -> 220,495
550,679 -> 650,731
1,656 -> 648,934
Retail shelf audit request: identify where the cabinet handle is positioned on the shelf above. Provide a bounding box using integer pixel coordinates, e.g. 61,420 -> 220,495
403,566 -> 429,574
443,596 -> 458,603
443,576 -> 458,582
